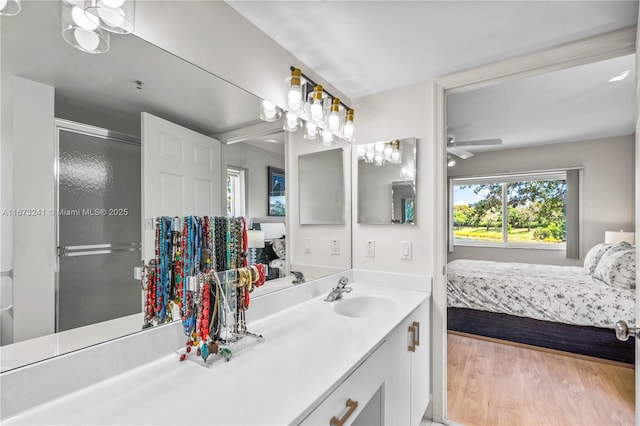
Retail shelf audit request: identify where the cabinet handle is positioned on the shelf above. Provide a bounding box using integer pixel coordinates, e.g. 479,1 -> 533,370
408,325 -> 416,352
330,398 -> 358,426
413,321 -> 420,346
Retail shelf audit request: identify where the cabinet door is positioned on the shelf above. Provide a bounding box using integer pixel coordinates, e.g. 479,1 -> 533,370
300,342 -> 387,426
384,316 -> 412,426
410,301 -> 430,425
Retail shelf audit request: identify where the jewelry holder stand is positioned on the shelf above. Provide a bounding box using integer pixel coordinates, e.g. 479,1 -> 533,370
177,269 -> 265,368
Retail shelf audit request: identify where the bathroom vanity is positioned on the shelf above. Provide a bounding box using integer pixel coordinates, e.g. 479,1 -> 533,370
0,271 -> 431,425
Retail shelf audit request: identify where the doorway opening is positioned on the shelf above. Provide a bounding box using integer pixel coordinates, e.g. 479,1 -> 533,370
432,27 -> 638,424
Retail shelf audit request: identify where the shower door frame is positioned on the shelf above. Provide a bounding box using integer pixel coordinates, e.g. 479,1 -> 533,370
54,119 -> 140,332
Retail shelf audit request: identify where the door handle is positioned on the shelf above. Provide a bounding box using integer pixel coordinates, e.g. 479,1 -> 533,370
615,320 -> 638,341
330,398 -> 358,426
413,321 -> 420,346
408,324 -> 416,352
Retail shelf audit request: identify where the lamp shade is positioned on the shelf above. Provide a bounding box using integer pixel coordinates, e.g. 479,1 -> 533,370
247,230 -> 265,249
604,230 -> 635,245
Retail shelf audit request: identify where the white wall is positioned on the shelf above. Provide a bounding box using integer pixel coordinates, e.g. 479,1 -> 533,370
287,132 -> 352,274
448,135 -> 635,265
221,142 -> 285,221
11,77 -> 56,342
352,81 -> 436,277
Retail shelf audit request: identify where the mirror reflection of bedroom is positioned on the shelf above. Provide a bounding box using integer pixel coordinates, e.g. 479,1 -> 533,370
446,53 -> 636,425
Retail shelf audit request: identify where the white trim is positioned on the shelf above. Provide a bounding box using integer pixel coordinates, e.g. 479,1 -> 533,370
431,30 -> 636,424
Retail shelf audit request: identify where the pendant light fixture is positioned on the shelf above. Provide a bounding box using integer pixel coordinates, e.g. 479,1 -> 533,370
84,0 -> 135,34
0,0 -> 20,16
283,66 -> 356,143
259,100 -> 281,122
285,68 -> 306,113
61,0 -> 110,54
309,84 -> 326,123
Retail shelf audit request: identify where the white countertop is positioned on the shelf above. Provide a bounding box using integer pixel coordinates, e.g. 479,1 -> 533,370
1,313 -> 144,372
3,282 -> 428,425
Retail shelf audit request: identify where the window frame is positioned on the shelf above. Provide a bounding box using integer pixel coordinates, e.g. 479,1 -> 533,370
226,166 -> 247,218
450,170 -> 569,250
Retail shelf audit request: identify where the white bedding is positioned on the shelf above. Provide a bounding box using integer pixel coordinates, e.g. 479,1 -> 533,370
447,259 -> 635,329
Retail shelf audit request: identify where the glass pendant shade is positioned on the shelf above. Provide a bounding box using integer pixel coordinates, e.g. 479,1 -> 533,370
84,0 -> 135,34
391,140 -> 401,164
304,121 -> 318,140
0,0 -> 20,16
308,85 -> 326,123
259,100 -> 281,122
364,144 -> 375,163
285,68 -> 306,112
321,129 -> 334,146
328,98 -> 342,131
284,112 -> 300,132
62,1 -> 110,54
343,109 -> 355,141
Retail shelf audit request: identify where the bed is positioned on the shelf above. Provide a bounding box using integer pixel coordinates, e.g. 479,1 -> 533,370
447,242 -> 636,363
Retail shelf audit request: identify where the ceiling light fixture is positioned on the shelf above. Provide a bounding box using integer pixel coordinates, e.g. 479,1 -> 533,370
61,0 -> 135,54
0,0 -> 20,16
61,1 -> 110,54
284,66 -> 356,143
84,0 -> 135,34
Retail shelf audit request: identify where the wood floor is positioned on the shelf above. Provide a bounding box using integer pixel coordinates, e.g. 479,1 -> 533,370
447,333 -> 635,426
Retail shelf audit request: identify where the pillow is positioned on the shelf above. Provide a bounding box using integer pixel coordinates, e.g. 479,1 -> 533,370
593,245 -> 636,289
271,238 -> 286,260
262,242 -> 280,262
584,243 -> 613,274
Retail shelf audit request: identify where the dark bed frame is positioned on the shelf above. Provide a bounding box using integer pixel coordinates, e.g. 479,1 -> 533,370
448,307 -> 634,364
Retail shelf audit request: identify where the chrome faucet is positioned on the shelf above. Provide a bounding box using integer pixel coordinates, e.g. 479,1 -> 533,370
324,276 -> 352,302
291,270 -> 306,285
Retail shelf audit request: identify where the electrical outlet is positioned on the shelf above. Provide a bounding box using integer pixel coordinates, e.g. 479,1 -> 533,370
366,240 -> 375,257
331,239 -> 340,255
401,240 -> 412,260
304,238 -> 312,254
144,218 -> 154,230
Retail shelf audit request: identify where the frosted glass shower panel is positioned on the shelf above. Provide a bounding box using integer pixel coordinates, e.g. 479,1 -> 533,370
57,128 -> 141,331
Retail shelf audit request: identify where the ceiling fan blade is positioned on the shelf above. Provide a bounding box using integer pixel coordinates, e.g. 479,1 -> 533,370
447,146 -> 474,159
452,138 -> 502,147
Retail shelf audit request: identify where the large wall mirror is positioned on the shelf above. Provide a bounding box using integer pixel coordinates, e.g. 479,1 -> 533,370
357,138 -> 417,225
0,1 -> 351,372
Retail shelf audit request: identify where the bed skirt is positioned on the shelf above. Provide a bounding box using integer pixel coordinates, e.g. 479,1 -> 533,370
448,307 -> 634,364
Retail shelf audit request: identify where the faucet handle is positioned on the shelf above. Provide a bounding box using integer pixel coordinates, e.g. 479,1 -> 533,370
338,276 -> 349,288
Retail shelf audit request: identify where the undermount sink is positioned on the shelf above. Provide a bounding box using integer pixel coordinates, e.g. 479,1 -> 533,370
332,296 -> 396,318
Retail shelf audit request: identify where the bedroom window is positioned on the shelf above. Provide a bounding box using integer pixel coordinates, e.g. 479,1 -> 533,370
227,167 -> 246,217
451,170 -> 580,254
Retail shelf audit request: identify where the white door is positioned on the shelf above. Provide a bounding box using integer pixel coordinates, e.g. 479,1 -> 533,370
141,112 -> 222,261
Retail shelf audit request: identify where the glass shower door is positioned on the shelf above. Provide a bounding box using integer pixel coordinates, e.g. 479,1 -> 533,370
57,125 -> 141,332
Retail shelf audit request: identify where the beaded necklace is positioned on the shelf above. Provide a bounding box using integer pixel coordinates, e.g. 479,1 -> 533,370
143,260 -> 156,324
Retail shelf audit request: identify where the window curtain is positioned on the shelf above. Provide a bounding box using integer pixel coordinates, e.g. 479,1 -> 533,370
565,169 -> 580,259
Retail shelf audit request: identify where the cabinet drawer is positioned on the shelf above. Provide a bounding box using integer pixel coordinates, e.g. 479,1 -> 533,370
300,341 -> 387,426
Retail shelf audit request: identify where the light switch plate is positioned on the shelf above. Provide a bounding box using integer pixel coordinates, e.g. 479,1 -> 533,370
401,241 -> 412,260
366,240 -> 375,258
331,239 -> 340,255
304,238 -> 312,254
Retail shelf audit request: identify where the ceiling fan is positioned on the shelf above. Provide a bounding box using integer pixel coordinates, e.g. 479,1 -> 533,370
447,136 -> 503,163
